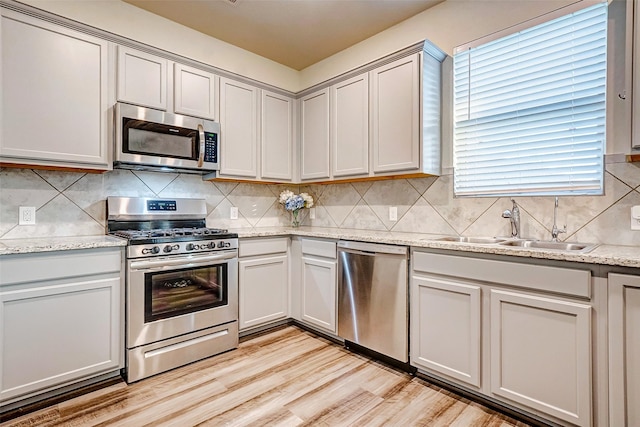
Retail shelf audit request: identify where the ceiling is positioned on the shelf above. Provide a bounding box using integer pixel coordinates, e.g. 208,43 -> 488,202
123,0 -> 444,70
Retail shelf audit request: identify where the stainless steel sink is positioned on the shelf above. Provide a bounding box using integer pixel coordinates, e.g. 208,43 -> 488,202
499,239 -> 598,253
435,236 -> 507,244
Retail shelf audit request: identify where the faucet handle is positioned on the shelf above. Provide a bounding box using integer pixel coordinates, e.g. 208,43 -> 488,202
551,224 -> 567,241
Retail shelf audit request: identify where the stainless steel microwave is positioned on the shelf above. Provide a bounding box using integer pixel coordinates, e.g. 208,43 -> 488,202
114,102 -> 220,174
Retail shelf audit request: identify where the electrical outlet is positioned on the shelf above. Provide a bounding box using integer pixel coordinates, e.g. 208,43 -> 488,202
19,206 -> 36,225
631,206 -> 640,230
230,207 -> 239,220
309,208 -> 316,220
389,206 -> 398,221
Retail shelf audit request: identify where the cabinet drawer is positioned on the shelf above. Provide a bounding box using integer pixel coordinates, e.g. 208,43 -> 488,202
301,238 -> 336,259
239,237 -> 288,257
412,251 -> 591,299
0,248 -> 122,287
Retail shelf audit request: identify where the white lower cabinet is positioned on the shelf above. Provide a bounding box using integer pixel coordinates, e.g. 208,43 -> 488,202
0,248 -> 124,404
410,249 -> 594,427
490,290 -> 592,427
608,273 -> 640,427
410,275 -> 481,388
299,238 -> 337,334
238,238 -> 289,332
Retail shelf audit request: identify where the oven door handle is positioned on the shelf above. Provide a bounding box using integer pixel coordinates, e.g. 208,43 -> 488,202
129,252 -> 236,271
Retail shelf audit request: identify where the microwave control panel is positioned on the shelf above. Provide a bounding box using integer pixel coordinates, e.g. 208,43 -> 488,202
204,132 -> 218,163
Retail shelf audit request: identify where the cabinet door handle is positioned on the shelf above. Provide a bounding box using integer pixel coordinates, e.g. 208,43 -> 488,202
197,123 -> 205,167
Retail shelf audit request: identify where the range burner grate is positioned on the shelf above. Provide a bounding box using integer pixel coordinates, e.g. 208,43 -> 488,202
113,227 -> 229,241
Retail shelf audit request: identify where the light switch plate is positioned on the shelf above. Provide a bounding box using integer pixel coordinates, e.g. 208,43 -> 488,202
19,206 -> 36,225
230,207 -> 239,220
389,206 -> 398,221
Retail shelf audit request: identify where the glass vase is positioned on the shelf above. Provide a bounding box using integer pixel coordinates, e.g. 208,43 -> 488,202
291,209 -> 301,227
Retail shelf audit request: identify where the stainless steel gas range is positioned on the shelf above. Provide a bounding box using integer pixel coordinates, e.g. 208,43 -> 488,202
107,197 -> 238,383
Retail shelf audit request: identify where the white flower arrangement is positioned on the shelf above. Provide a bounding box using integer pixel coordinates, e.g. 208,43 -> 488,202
279,190 -> 314,226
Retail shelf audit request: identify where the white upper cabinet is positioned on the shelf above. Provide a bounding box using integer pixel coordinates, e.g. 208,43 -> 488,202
218,77 -> 259,178
370,53 -> 421,173
0,10 -> 110,170
261,90 -> 293,181
174,63 -> 217,120
117,46 -> 167,110
331,73 -> 369,178
300,88 -> 330,181
300,43 -> 444,183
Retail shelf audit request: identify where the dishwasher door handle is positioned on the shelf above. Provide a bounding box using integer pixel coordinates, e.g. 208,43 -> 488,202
338,248 -> 377,257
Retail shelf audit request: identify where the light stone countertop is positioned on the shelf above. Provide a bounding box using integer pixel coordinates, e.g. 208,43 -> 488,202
233,226 -> 640,269
0,235 -> 127,256
1,227 -> 638,269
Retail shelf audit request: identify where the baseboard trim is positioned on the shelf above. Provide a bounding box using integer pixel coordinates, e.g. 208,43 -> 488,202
414,370 -> 558,427
0,373 -> 122,423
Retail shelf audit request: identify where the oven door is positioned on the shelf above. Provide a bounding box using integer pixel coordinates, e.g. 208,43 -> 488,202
127,250 -> 238,348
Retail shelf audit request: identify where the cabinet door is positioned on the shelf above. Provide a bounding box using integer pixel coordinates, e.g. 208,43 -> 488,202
300,256 -> 336,333
261,91 -> 293,181
411,275 -> 481,388
608,273 -> 640,427
331,73 -> 369,178
0,11 -> 110,170
300,89 -> 330,181
370,54 -> 420,173
0,275 -> 121,402
117,46 -> 167,110
219,77 -> 259,178
490,290 -> 592,427
174,63 -> 217,120
239,254 -> 288,330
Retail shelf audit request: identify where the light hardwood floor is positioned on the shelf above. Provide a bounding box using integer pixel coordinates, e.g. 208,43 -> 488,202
2,326 -> 531,426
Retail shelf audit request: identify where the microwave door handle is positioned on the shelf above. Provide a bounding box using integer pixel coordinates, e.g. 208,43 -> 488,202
197,124 -> 205,167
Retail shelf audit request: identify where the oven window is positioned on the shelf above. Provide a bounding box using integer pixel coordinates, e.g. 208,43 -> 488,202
144,264 -> 227,323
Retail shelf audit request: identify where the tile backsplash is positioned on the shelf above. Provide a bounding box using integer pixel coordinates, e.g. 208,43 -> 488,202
1,163 -> 639,246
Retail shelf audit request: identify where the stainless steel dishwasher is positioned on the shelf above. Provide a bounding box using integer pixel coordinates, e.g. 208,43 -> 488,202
337,240 -> 408,363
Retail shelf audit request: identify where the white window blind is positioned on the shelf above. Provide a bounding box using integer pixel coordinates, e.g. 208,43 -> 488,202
453,2 -> 607,197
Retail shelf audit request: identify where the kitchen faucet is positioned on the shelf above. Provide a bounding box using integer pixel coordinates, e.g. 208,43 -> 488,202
551,197 -> 567,242
502,198 -> 521,239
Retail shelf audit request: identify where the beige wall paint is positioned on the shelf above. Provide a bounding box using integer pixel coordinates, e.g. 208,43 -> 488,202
20,0 -> 301,92
299,0 -> 579,89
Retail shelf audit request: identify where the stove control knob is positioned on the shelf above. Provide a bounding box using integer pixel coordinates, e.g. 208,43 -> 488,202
208,242 -> 216,249
142,246 -> 160,255
186,243 -> 197,251
163,244 -> 179,253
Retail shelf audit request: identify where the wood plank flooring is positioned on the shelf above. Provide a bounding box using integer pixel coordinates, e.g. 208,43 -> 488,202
1,326 -> 531,427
